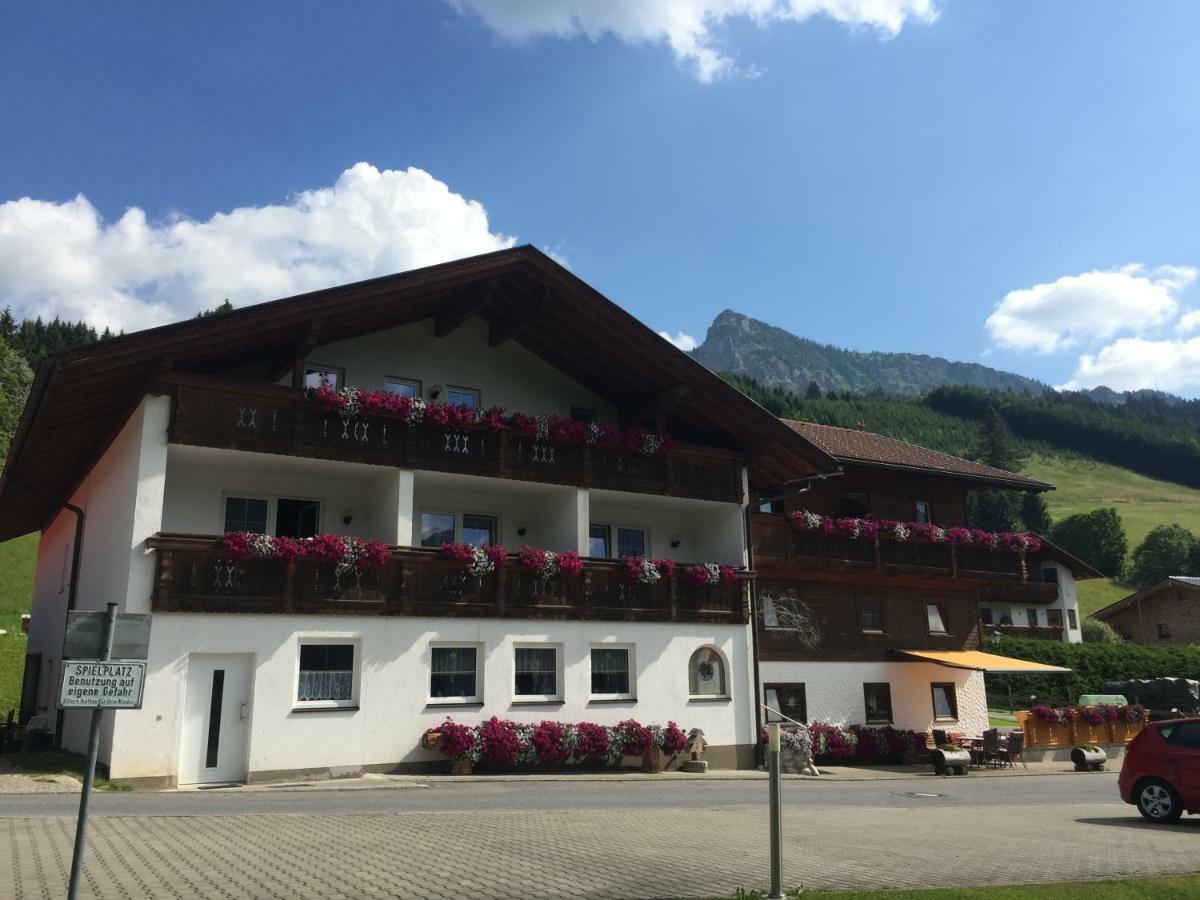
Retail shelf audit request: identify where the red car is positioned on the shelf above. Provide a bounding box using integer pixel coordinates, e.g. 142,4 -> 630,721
1119,717 -> 1200,822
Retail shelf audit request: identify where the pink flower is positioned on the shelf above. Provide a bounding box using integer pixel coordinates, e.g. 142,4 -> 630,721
614,719 -> 653,757
531,721 -> 569,763
556,551 -> 583,577
658,721 -> 689,755
479,717 -> 521,767
575,722 -> 610,762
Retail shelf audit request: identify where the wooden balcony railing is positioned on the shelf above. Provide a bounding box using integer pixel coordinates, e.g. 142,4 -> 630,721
751,513 -> 1056,597
981,623 -> 1065,642
164,374 -> 744,503
146,534 -> 751,624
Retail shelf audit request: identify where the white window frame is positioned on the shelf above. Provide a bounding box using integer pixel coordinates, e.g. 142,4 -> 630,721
688,645 -> 730,700
294,636 -> 360,711
590,522 -> 650,559
445,385 -> 481,408
428,642 -> 483,705
589,643 -> 636,701
513,642 -> 563,703
304,364 -> 345,390
222,493 -> 324,537
418,509 -> 502,547
384,376 -> 422,398
926,602 -> 948,635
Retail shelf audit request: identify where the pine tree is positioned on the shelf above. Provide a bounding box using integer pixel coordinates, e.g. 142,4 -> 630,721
805,380 -> 822,400
974,407 -> 1025,472
1020,492 -> 1052,535
197,299 -> 235,318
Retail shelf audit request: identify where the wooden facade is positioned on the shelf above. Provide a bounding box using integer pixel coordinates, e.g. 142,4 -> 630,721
1094,579 -> 1200,646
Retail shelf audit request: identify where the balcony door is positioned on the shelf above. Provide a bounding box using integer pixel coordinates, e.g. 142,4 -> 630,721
179,654 -> 252,785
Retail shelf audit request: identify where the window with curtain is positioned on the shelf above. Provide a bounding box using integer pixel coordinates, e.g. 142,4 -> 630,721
689,647 -> 727,697
590,647 -> 632,696
931,683 -> 958,721
297,643 -> 355,706
304,365 -> 343,389
588,524 -> 611,558
764,683 -> 807,724
462,514 -> 497,547
446,387 -> 480,408
859,596 -> 883,632
430,646 -> 479,701
514,646 -> 559,698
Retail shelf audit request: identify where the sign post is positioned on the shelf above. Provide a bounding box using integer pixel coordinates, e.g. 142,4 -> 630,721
60,603 -> 148,900
767,722 -> 783,899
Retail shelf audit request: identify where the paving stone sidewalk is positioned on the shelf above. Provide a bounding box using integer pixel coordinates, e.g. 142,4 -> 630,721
4,800 -> 1199,900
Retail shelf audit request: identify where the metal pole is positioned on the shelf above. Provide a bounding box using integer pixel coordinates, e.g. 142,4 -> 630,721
768,723 -> 783,900
66,602 -> 116,900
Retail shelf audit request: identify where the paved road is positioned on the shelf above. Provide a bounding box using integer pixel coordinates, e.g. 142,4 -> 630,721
3,773 -> 1199,899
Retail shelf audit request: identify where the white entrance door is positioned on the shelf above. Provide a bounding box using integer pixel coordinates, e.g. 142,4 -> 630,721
179,654 -> 251,785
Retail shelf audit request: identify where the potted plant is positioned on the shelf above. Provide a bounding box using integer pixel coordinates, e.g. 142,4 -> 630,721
1070,745 -> 1107,771
931,744 -> 971,776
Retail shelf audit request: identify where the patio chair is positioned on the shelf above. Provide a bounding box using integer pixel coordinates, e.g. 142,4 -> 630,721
996,731 -> 1025,769
932,729 -> 948,747
979,729 -> 1002,768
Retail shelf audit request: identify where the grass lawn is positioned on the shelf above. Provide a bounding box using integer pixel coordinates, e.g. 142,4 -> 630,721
1023,454 -> 1200,618
0,533 -> 36,717
987,709 -> 1018,726
730,875 -> 1200,898
2,750 -> 131,790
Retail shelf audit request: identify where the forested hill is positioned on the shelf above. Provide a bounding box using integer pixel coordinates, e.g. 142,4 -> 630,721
693,310 -> 1047,397
721,375 -> 1200,492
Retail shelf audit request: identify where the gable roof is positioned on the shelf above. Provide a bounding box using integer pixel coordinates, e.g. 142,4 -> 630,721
782,420 -> 1052,492
0,246 -> 838,541
1093,577 -> 1200,620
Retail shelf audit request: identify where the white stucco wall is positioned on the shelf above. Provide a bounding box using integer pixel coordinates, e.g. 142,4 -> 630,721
982,562 -> 1083,644
25,395 -> 169,756
589,489 -> 745,565
111,614 -> 754,782
758,660 -> 988,738
291,316 -> 620,424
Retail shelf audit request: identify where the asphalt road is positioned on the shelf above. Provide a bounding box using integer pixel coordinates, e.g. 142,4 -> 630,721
2,770 -> 1119,816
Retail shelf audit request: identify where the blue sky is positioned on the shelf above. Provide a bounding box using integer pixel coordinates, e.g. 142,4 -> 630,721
2,1 -> 1199,392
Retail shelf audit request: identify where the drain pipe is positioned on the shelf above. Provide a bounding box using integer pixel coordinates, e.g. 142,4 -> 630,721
746,470 -> 842,768
8,479 -> 85,746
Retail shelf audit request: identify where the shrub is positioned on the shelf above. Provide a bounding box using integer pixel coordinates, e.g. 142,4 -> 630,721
984,635 -> 1200,707
1081,618 -> 1121,644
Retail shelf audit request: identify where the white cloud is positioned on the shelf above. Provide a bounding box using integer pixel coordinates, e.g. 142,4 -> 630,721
0,163 -> 516,334
448,0 -> 939,82
658,330 -> 699,351
1059,337 -> 1200,393
985,264 -> 1196,355
1176,309 -> 1200,334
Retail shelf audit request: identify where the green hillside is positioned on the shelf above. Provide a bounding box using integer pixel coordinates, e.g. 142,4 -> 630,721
0,532 -> 36,716
1025,454 -> 1200,617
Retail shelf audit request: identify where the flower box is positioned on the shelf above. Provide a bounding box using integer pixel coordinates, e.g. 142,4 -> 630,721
450,759 -> 475,776
1073,720 -> 1108,746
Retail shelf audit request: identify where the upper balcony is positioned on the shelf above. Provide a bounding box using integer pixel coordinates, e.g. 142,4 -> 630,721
146,533 -> 750,624
164,374 -> 745,505
751,513 -> 1059,600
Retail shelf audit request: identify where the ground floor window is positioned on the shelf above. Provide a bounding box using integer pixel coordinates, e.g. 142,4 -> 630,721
429,646 -> 479,702
863,682 -> 893,724
764,683 -> 806,724
931,682 -> 958,721
514,645 -> 561,700
590,646 -> 633,698
980,606 -> 994,625
297,642 -> 356,707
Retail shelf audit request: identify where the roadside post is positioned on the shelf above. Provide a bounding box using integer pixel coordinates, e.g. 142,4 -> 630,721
59,603 -> 149,900
767,722 -> 783,900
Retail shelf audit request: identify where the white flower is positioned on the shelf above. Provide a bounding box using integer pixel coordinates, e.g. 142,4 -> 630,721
697,563 -> 720,586
637,558 -> 661,584
586,422 -> 601,445
248,533 -> 277,557
405,398 -> 426,426
337,387 -> 362,418
891,523 -> 910,542
928,526 -> 946,543
466,546 -> 495,577
800,511 -> 823,530
639,433 -> 662,456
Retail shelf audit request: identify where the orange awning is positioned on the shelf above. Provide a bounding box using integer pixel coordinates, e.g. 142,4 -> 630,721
896,649 -> 1070,674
